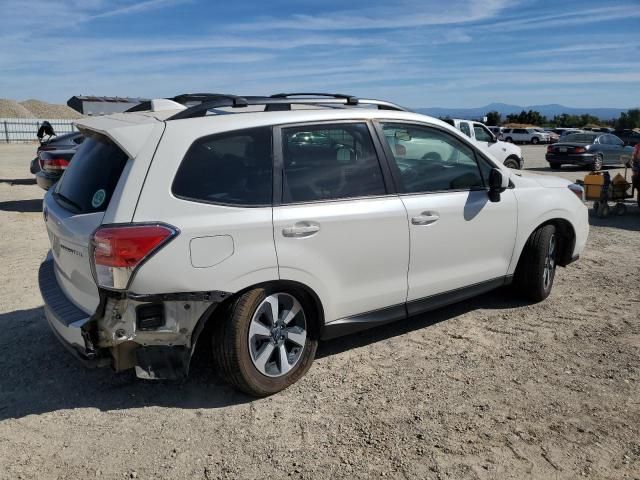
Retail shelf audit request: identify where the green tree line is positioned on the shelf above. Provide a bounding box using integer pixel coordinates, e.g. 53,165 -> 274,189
484,108 -> 640,129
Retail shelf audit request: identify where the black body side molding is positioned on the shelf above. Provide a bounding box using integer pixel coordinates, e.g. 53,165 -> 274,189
321,277 -> 509,340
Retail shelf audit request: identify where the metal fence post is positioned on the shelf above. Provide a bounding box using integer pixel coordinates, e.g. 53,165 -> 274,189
3,121 -> 8,143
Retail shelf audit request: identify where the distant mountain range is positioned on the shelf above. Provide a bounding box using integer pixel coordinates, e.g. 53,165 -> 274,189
414,103 -> 630,120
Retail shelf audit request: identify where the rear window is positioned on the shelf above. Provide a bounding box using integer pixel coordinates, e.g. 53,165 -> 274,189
563,134 -> 598,143
53,133 -> 128,213
172,127 -> 272,206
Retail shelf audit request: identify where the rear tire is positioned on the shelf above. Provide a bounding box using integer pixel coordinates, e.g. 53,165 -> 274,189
514,225 -> 557,302
592,154 -> 603,171
212,288 -> 317,396
505,137 -> 513,143
531,137 -> 540,145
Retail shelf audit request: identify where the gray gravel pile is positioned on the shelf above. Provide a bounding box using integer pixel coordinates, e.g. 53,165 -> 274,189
0,98 -> 83,119
20,99 -> 83,119
0,99 -> 33,118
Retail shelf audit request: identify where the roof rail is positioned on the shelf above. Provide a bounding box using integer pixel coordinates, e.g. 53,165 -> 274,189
271,92 -> 359,105
166,93 -> 409,120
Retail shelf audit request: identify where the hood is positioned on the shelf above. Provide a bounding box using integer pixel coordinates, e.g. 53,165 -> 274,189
512,171 -> 571,188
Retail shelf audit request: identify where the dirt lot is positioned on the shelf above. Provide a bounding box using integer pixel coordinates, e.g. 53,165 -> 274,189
0,144 -> 638,480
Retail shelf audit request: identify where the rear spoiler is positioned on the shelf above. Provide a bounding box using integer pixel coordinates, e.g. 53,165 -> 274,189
74,115 -> 161,159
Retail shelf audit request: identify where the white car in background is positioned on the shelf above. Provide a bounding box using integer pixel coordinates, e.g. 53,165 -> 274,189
502,127 -> 551,144
39,93 -> 588,396
444,119 -> 524,169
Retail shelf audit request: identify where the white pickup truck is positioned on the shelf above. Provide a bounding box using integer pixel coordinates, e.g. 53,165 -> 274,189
444,119 -> 524,169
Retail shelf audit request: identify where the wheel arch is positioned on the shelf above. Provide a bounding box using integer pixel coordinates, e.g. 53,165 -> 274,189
192,280 -> 326,350
513,217 -> 576,270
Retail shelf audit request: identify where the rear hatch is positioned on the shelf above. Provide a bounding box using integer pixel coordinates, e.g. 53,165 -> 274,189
43,132 -> 129,313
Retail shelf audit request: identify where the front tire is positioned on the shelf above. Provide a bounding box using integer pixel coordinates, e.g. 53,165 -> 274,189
505,137 -> 513,143
212,288 -> 317,396
504,157 -> 521,169
514,225 -> 557,302
531,137 -> 540,145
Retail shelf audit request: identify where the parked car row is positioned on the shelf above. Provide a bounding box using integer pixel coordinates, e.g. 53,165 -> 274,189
37,92 -> 588,396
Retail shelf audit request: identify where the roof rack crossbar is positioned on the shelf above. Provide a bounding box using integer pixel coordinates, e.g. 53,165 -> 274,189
166,95 -> 409,120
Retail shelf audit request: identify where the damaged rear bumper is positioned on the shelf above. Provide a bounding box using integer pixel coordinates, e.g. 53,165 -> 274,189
39,257 -> 110,367
39,256 -> 229,380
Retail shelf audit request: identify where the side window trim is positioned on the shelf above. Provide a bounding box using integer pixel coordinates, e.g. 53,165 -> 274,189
372,120 -> 493,195
272,119 -> 396,206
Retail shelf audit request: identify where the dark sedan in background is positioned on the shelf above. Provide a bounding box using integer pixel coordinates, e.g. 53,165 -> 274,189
546,132 -> 634,171
32,132 -> 84,190
30,131 -> 83,174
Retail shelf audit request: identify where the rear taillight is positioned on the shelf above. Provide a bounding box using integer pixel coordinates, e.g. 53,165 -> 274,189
90,224 -> 178,290
41,157 -> 70,171
547,145 -> 554,153
573,147 -> 586,154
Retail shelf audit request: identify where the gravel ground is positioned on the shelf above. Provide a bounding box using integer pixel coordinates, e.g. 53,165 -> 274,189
0,144 -> 638,480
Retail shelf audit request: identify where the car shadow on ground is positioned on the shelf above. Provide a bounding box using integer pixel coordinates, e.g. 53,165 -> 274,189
0,178 -> 37,185
589,206 -> 640,232
0,198 -> 43,213
0,289 -> 531,420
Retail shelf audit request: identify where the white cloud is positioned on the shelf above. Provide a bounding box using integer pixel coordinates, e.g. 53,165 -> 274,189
230,0 -> 513,31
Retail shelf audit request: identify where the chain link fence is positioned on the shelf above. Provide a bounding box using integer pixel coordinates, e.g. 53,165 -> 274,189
0,118 -> 78,143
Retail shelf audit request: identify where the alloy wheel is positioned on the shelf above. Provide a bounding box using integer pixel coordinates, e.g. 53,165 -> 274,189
593,155 -> 603,171
248,293 -> 307,378
542,234 -> 556,291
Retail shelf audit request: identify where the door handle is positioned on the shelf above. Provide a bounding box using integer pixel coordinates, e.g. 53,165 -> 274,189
282,222 -> 320,238
411,212 -> 440,226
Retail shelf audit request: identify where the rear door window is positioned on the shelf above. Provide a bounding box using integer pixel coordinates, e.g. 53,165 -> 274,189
281,123 -> 386,203
172,127 -> 273,206
54,133 -> 128,213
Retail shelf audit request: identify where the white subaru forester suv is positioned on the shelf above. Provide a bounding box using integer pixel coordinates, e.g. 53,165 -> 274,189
39,93 -> 588,396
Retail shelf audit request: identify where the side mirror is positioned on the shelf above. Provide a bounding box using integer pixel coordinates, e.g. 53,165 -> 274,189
488,168 -> 508,202
489,135 -> 498,143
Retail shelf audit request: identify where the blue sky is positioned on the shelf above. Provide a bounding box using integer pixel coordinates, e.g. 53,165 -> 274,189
1,0 -> 639,108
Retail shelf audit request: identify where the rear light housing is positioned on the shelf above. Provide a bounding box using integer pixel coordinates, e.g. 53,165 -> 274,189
573,147 -> 586,154
41,157 -> 70,171
90,223 -> 179,290
546,145 -> 554,153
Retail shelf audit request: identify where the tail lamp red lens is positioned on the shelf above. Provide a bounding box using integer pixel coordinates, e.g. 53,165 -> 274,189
573,147 -> 586,153
547,145 -> 554,153
91,224 -> 178,290
41,157 -> 70,171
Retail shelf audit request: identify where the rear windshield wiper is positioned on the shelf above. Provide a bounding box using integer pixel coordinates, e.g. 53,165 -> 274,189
53,191 -> 83,213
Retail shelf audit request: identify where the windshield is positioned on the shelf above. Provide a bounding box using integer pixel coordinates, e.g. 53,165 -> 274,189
562,133 -> 598,143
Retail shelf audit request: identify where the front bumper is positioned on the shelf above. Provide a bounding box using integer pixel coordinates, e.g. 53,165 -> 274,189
39,256 -> 109,367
